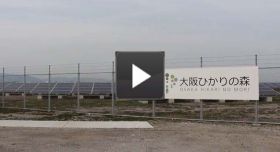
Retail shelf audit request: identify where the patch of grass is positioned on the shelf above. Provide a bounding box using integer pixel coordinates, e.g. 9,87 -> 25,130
38,112 -> 84,121
203,108 -> 255,121
156,110 -> 198,119
0,108 -> 29,114
116,101 -> 150,107
37,112 -> 155,121
13,97 -> 150,111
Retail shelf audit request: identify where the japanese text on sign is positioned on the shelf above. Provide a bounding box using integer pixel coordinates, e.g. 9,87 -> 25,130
165,66 -> 259,100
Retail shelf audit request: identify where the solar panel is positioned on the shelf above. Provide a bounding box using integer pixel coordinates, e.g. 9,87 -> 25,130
93,83 -> 112,95
0,82 -> 11,91
72,82 -> 94,95
4,83 -> 23,93
52,83 -> 75,95
260,83 -> 270,89
264,83 -> 280,89
31,83 -> 57,94
271,83 -> 280,89
260,90 -> 280,97
259,83 -> 280,97
17,83 -> 39,93
0,83 -> 4,91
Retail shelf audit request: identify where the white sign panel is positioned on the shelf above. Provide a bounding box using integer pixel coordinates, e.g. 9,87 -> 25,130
165,66 -> 259,100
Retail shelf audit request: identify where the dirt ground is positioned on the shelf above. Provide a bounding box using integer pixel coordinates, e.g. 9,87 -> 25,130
0,121 -> 280,152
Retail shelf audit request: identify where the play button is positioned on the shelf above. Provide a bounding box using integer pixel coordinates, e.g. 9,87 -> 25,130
132,64 -> 151,88
116,51 -> 165,99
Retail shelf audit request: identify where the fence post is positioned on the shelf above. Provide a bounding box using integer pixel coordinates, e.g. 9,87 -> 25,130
200,56 -> 203,68
2,67 -> 4,108
111,61 -> 115,116
48,65 -> 51,112
23,66 -> 26,109
77,63 -> 80,110
152,100 -> 156,117
199,56 -> 203,121
254,54 -> 259,125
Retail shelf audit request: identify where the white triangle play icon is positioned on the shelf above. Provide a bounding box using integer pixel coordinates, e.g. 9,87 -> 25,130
132,64 -> 151,88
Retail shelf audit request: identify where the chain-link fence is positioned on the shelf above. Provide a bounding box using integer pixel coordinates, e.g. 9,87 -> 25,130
1,54 -> 280,124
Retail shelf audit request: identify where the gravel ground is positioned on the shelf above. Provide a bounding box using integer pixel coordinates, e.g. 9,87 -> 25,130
0,121 -> 280,152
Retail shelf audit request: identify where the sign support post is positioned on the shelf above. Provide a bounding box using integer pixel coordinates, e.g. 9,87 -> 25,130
254,54 -> 260,125
48,65 -> 51,112
152,100 -> 155,117
23,66 -> 26,109
77,63 -> 80,110
200,56 -> 203,121
2,67 -> 4,108
111,61 -> 115,116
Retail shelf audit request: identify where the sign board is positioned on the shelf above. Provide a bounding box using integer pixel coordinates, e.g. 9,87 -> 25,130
165,66 -> 259,100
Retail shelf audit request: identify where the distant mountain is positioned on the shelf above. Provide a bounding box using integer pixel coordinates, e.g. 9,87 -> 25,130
0,74 -> 42,83
47,76 -> 111,83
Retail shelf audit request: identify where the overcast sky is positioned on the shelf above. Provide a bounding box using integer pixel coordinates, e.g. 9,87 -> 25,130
1,0 -> 280,68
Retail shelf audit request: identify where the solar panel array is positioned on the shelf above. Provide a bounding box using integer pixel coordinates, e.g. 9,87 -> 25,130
0,82 -> 279,97
0,83 -> 6,91
17,83 -> 38,93
32,83 -> 57,94
72,82 -> 94,94
0,83 -> 20,92
263,83 -> 280,89
259,83 -> 280,97
5,83 -> 23,93
52,83 -> 75,95
93,83 -> 112,95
